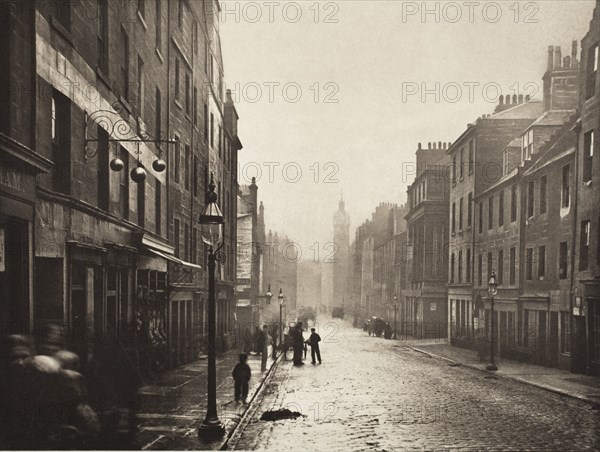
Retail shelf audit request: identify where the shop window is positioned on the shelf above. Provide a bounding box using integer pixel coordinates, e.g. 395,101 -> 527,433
560,311 -> 571,354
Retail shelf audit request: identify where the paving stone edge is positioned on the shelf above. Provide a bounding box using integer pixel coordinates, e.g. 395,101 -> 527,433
409,346 -> 600,408
220,353 -> 285,450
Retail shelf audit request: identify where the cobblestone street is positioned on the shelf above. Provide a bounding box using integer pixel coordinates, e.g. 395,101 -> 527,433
230,320 -> 600,451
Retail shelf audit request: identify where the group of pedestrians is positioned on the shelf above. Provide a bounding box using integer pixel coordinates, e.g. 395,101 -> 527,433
0,325 -> 141,450
290,322 -> 322,366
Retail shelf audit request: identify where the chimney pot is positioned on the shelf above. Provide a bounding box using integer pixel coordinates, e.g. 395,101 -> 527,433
526,94 -> 531,101
428,142 -> 432,149
564,55 -> 571,69
548,45 -> 555,71
432,142 -> 437,149
438,141 -> 442,149
518,94 -> 524,104
418,142 -> 422,150
554,46 -> 562,69
499,95 -> 504,105
572,40 -> 578,66
512,94 -> 518,104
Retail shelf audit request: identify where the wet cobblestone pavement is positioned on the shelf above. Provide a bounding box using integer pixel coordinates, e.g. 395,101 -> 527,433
230,320 -> 600,451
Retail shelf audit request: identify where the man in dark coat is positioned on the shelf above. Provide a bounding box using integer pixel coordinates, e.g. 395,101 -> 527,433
292,322 -> 304,366
306,328 -> 322,364
232,353 -> 251,403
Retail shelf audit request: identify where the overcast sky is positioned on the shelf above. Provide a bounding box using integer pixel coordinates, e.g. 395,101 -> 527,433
220,0 -> 595,255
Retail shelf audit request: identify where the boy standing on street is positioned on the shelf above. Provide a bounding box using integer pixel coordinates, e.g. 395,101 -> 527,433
306,328 -> 322,364
232,353 -> 251,403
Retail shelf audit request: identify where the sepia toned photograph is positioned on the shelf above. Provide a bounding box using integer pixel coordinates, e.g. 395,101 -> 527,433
1,0 -> 599,450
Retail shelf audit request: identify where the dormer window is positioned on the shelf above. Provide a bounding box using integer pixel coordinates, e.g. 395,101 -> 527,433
522,129 -> 533,161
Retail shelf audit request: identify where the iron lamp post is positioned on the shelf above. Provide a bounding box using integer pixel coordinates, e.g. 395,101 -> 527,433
486,272 -> 499,372
198,176 -> 226,440
392,294 -> 398,339
278,289 -> 285,352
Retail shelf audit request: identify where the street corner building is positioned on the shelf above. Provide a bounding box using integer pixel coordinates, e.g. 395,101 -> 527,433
0,0 -> 242,376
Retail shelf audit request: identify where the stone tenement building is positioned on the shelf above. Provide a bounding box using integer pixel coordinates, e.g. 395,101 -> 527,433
403,142 -> 450,339
0,0 -> 242,374
574,2 -> 600,377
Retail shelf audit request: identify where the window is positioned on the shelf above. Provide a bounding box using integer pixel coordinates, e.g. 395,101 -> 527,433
155,0 -> 162,50
175,59 -> 183,103
450,253 -> 455,283
488,196 -> 493,230
584,130 -> 594,183
210,113 -> 214,147
121,30 -> 130,101
467,192 -> 473,227
538,245 -> 546,278
193,21 -> 199,54
155,87 -> 162,140
205,41 -> 209,74
459,197 -> 463,231
174,219 -> 180,257
119,147 -> 129,219
522,129 -> 533,161
511,185 -> 517,222
466,248 -> 471,283
509,247 -> 516,285
451,202 -> 456,233
452,155 -> 457,183
183,73 -> 190,115
560,311 -> 571,354
97,126 -> 109,211
527,181 -> 534,218
184,223 -> 190,261
478,254 -> 483,286
580,220 -> 591,271
525,248 -> 533,280
204,104 -> 208,140
137,171 -> 145,228
193,155 -> 198,197
51,90 -> 71,194
468,140 -> 474,174
173,134 -> 180,183
497,250 -> 504,284
97,0 -> 109,73
192,227 -> 198,264
487,252 -> 493,281
137,56 -> 145,118
185,145 -> 191,190
458,250 -> 463,283
155,181 -> 162,235
498,189 -> 504,226
459,148 -> 464,179
194,87 -> 198,126
478,202 -> 483,233
540,176 -> 547,214
178,0 -> 184,27
586,43 -> 598,100
561,165 -> 570,208
559,242 -> 568,279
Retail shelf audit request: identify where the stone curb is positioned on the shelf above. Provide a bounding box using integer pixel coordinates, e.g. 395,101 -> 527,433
219,352 -> 285,450
408,346 -> 600,407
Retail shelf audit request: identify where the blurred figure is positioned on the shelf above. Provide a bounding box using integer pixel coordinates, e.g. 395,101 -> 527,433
292,322 -> 304,366
232,353 -> 251,403
88,329 -> 142,450
261,325 -> 272,372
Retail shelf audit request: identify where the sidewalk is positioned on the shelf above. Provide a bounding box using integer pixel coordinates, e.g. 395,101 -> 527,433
404,340 -> 600,406
135,348 -> 280,450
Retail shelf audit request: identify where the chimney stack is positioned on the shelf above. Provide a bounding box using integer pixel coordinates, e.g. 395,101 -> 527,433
564,55 -> 571,69
572,40 -> 579,68
547,45 -> 555,71
418,142 -> 422,150
554,46 -> 562,69
518,94 -> 524,104
512,94 -> 518,104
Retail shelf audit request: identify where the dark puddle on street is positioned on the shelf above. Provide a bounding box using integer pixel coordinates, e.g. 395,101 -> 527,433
260,409 -> 305,421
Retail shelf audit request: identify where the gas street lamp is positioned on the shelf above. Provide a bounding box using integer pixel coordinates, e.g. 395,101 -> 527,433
278,288 -> 286,353
486,271 -> 499,372
198,175 -> 225,440
392,294 -> 398,340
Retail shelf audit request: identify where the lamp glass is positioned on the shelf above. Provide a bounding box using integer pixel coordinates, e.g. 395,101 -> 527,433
488,274 -> 498,296
199,201 -> 224,248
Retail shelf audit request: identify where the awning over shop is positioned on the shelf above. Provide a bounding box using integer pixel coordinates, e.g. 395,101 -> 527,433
144,247 -> 202,270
